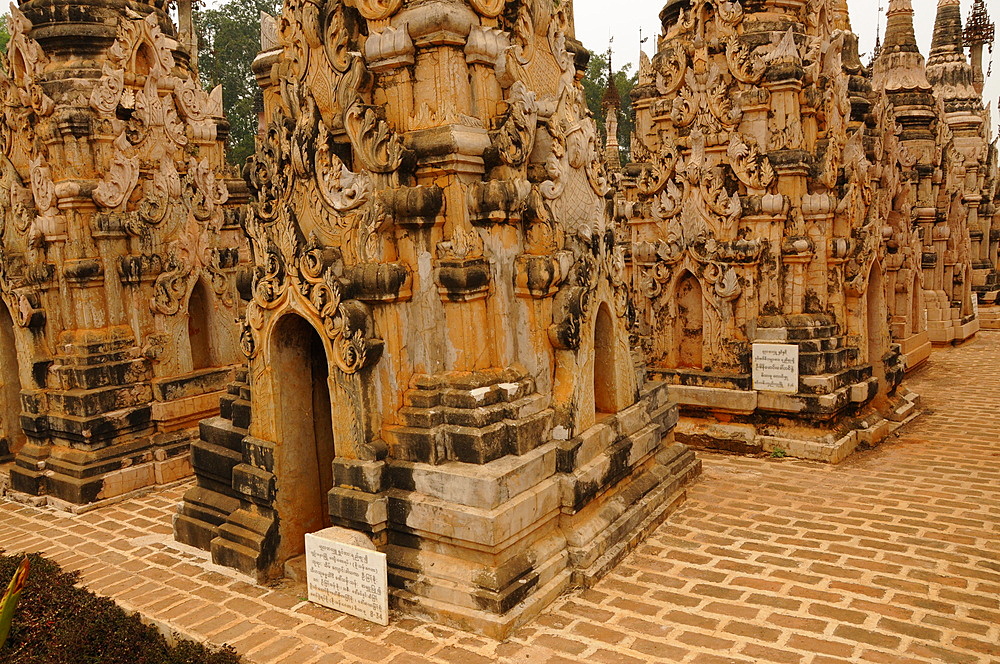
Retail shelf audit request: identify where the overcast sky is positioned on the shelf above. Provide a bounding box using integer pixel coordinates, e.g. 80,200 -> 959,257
574,0 -> 1000,129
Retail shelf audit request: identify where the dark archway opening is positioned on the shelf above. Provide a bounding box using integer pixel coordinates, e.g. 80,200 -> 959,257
0,300 -> 24,458
188,279 -> 214,371
867,262 -> 887,392
272,314 -> 335,564
594,302 -> 620,415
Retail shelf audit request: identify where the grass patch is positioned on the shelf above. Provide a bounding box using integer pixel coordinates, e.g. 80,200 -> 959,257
0,552 -> 241,664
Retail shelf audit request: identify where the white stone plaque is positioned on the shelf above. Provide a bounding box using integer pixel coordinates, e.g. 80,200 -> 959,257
305,528 -> 388,625
972,296 -> 979,318
752,343 -> 799,393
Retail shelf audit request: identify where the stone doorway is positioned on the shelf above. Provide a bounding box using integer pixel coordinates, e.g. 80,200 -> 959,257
271,314 -> 336,566
675,272 -> 703,369
0,299 -> 23,459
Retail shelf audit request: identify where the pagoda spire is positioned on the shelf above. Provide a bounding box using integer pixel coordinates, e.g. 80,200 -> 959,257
926,0 -> 980,112
601,45 -> 621,169
883,0 -> 920,54
830,0 -> 852,32
928,0 -> 966,63
964,0 -> 995,95
874,0 -> 932,93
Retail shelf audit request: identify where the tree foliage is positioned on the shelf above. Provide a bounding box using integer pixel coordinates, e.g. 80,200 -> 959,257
582,51 -> 637,166
195,0 -> 278,167
0,14 -> 10,56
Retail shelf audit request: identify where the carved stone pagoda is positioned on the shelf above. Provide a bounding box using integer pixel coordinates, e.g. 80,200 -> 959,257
959,0 -> 1000,326
0,0 -> 244,504
918,0 -> 986,345
869,0 -> 936,371
622,0 -> 912,462
174,0 -> 699,638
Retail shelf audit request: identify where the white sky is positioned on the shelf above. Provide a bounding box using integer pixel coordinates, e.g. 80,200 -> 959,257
574,0 -> 1000,129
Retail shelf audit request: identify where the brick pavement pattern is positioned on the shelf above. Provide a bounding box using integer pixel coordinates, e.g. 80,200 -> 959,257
2,334 -> 999,664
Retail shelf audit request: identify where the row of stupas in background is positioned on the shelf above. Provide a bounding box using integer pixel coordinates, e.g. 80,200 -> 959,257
608,0 -> 997,460
0,0 -> 995,640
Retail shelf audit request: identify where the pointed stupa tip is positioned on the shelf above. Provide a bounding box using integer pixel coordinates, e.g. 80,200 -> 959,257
830,0 -> 852,31
929,0 -> 966,57
874,0 -> 933,93
602,73 -> 621,110
882,0 -> 920,54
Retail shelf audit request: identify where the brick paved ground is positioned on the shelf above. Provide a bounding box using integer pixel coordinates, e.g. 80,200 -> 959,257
2,333 -> 999,664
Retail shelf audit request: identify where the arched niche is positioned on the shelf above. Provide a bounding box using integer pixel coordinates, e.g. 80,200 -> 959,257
187,278 -> 215,371
866,260 -> 887,389
910,274 -> 923,335
674,271 -> 704,370
593,302 -> 621,415
270,313 -> 336,566
0,299 -> 24,457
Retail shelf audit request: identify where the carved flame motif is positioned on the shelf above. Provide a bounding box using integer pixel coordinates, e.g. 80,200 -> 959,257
725,35 -> 764,85
93,133 -> 140,210
344,104 -> 405,174
315,124 -> 372,213
493,82 -> 538,168
636,136 -> 680,196
727,133 -> 775,192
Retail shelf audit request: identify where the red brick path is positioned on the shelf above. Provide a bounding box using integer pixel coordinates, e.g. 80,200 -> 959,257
1,334 -> 999,663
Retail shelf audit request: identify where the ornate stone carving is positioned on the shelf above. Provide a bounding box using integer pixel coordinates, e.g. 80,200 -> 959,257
93,134 -> 140,209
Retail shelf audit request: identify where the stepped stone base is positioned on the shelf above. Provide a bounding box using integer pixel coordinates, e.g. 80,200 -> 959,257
385,389 -> 699,638
383,380 -> 700,639
977,305 -> 1000,330
175,372 -> 700,638
926,292 -> 978,345
899,331 -> 932,372
653,316 -> 911,464
675,388 -> 920,463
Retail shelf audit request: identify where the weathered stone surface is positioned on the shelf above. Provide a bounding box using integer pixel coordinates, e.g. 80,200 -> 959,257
173,0 -> 699,638
0,0 -> 244,503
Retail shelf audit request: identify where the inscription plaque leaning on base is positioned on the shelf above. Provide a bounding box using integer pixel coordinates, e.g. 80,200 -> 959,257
305,527 -> 389,626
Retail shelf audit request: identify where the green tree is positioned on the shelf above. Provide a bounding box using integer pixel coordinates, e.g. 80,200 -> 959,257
196,0 -> 278,167
582,51 -> 637,166
0,14 -> 10,55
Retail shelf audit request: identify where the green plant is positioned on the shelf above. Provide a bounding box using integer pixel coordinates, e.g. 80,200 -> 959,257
0,556 -> 29,649
770,448 -> 787,459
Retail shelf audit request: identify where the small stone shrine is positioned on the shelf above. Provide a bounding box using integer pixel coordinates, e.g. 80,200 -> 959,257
0,0 -> 245,503
621,0 -> 910,461
175,0 -> 700,638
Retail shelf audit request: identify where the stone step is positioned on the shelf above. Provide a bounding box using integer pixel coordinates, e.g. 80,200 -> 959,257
51,358 -> 151,392
48,382 -> 154,419
190,438 -> 243,483
199,416 -> 248,452
231,398 -> 252,429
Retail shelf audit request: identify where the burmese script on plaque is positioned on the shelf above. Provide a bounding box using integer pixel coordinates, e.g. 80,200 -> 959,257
305,532 -> 389,625
752,343 -> 799,393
